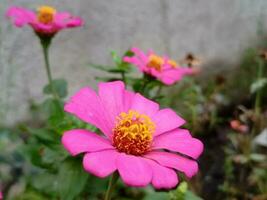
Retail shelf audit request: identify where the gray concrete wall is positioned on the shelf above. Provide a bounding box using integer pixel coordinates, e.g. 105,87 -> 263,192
1,0 -> 267,125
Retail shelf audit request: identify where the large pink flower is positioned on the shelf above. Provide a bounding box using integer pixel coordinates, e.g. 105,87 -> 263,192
123,47 -> 194,85
6,5 -> 83,36
62,81 -> 203,189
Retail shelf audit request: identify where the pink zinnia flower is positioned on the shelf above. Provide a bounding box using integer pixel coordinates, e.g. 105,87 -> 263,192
6,5 -> 83,36
123,47 -> 194,85
62,81 -> 203,189
230,120 -> 248,133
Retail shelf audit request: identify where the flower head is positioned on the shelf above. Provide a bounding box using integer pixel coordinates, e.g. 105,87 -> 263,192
37,6 -> 56,24
6,5 -> 83,36
230,120 -> 248,133
62,81 -> 203,189
123,48 -> 194,85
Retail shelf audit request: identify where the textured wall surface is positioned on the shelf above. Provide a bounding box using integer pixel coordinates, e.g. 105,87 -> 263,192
1,0 -> 267,125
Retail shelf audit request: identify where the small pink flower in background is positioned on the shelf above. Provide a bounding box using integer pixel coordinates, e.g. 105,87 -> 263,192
123,47 -> 194,85
62,81 -> 203,189
6,5 -> 83,36
0,191 -> 2,200
230,120 -> 248,133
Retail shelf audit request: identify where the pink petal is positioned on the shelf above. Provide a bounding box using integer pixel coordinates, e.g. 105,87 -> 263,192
6,6 -> 35,27
123,90 -> 135,111
53,13 -> 71,29
123,56 -> 145,71
64,87 -> 113,137
160,68 -> 193,85
54,12 -> 71,23
54,12 -> 83,28
131,47 -> 148,62
179,67 -> 194,75
152,129 -> 204,159
83,150 -> 118,178
30,22 -> 57,34
130,93 -> 159,118
159,69 -> 184,85
153,109 -> 185,136
117,153 -> 152,187
123,56 -> 133,63
62,129 -> 114,156
98,81 -> 125,124
66,17 -> 83,27
145,159 -> 179,189
145,151 -> 199,178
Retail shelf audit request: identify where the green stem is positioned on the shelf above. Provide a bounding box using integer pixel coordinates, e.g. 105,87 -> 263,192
121,71 -> 126,84
104,172 -> 119,200
140,73 -> 153,97
40,36 -> 58,100
156,84 -> 162,97
254,59 -> 264,116
152,84 -> 163,101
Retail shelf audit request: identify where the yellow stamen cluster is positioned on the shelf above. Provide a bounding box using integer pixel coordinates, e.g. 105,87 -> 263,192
37,6 -> 56,24
112,110 -> 155,155
147,54 -> 164,71
168,59 -> 178,68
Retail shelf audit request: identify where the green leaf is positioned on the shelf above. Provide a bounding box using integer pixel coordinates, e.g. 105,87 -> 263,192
119,50 -> 134,71
112,50 -> 133,72
250,78 -> 267,93
107,68 -> 128,73
31,172 -> 58,196
42,98 -> 64,124
123,50 -> 134,57
13,190 -> 48,200
111,50 -> 122,65
143,187 -> 169,200
27,128 -> 59,147
86,175 -> 108,197
184,191 -> 203,200
58,157 -> 89,200
143,192 -> 169,200
43,79 -> 68,98
132,80 -> 143,92
170,182 -> 203,200
89,63 -> 115,71
23,145 -> 50,168
42,145 -> 67,164
249,153 -> 266,162
175,182 -> 188,199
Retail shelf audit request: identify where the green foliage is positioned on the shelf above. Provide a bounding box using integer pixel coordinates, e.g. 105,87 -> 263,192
90,50 -> 133,83
13,190 -> 48,200
250,78 -> 267,93
143,187 -> 169,200
111,50 -> 133,72
170,182 -> 203,200
43,79 -> 68,98
2,41 -> 267,200
58,157 -> 89,200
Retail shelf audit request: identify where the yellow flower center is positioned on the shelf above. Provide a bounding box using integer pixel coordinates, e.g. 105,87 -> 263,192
147,54 -> 164,71
112,110 -> 155,156
37,6 -> 56,24
168,59 -> 178,68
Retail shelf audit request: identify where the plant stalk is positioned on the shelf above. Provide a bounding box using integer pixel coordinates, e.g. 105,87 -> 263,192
104,172 -> 119,200
121,71 -> 126,84
40,36 -> 59,99
254,58 -> 264,116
